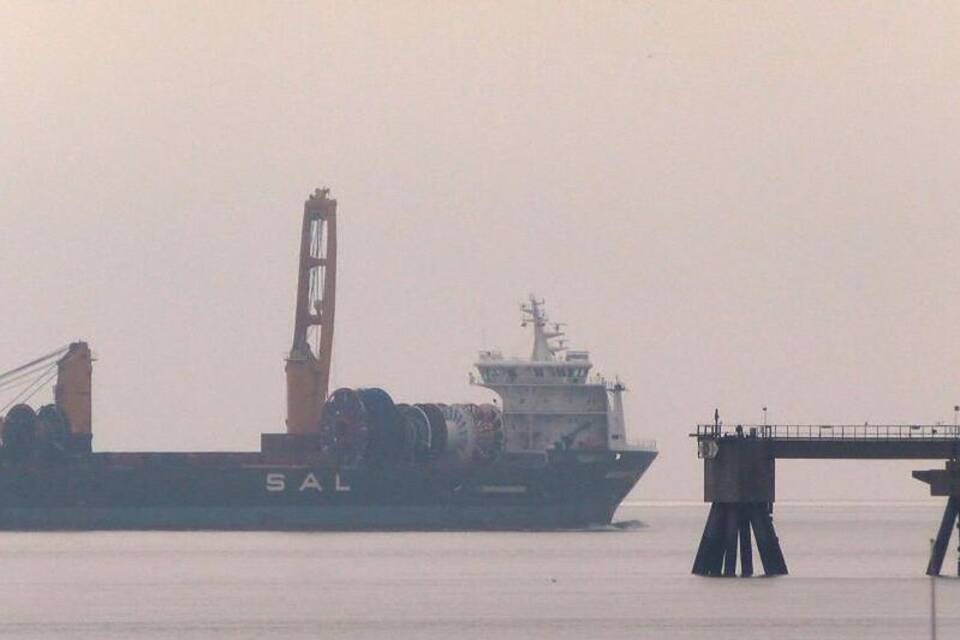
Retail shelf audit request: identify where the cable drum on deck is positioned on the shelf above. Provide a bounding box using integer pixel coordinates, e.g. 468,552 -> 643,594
36,404 -> 70,452
321,391 -> 502,467
436,404 -> 505,466
357,388 -> 406,464
319,388 -> 369,464
396,404 -> 432,463
386,402 -> 417,464
416,403 -> 448,460
438,404 -> 473,464
2,404 -> 38,460
322,388 -> 443,465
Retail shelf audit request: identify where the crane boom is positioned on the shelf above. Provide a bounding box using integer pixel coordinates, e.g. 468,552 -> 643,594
285,188 -> 337,435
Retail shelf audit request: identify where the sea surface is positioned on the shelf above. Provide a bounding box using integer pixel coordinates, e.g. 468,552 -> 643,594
0,502 -> 957,639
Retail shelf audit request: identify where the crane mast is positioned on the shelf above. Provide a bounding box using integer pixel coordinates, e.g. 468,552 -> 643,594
285,187 -> 337,435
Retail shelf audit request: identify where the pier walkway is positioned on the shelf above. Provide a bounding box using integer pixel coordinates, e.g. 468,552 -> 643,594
691,423 -> 960,577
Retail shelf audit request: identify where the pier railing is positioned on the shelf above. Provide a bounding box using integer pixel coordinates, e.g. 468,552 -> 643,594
693,424 -> 960,441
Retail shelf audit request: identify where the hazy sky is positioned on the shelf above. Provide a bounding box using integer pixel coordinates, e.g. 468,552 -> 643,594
2,2 -> 959,500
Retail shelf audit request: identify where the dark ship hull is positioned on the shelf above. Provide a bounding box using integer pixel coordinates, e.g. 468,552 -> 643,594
0,449 -> 655,530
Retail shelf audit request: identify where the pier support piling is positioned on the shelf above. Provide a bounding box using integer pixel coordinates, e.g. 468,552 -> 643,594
738,514 -> 753,577
692,502 -> 787,577
926,497 -> 957,576
692,503 -> 724,576
914,461 -> 960,576
723,506 -> 739,576
694,437 -> 783,576
749,503 -> 788,576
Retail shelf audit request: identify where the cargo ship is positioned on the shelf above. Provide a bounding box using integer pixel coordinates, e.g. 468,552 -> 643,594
0,188 -> 657,530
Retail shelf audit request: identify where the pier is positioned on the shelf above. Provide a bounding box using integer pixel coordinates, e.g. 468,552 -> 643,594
691,422 -> 960,577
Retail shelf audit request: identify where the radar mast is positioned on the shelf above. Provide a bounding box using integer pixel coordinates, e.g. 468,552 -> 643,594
521,294 -> 565,362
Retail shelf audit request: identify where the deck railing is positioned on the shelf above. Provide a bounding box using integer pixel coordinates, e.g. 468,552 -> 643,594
693,424 -> 960,441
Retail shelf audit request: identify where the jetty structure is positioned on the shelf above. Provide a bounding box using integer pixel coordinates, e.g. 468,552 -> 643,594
691,418 -> 960,577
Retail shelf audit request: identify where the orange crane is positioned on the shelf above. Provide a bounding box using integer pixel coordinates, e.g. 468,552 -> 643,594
285,188 -> 338,435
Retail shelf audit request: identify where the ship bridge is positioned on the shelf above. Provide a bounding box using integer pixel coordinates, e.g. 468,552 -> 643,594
472,296 -> 638,453
475,350 -> 592,386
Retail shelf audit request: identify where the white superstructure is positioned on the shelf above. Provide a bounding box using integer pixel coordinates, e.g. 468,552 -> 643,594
472,295 -> 655,453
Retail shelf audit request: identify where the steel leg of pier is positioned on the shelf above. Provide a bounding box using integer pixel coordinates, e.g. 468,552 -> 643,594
691,503 -> 714,575
696,502 -> 786,577
764,506 -> 788,576
749,503 -> 788,576
739,511 -> 754,577
692,503 -> 725,576
722,504 -> 739,577
706,507 -> 727,576
926,496 -> 958,577
748,505 -> 772,574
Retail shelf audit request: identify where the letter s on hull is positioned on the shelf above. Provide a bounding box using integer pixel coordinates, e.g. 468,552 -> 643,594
266,473 -> 286,492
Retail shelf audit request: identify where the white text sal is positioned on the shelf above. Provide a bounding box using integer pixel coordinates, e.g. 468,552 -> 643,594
265,472 -> 351,492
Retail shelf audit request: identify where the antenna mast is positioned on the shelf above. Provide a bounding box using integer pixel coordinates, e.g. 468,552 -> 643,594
285,187 -> 338,435
522,294 -> 564,361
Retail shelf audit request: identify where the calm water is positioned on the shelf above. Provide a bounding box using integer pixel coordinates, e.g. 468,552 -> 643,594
0,503 -> 957,639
